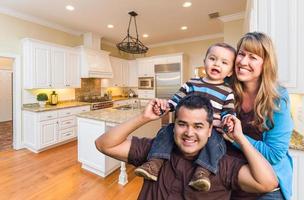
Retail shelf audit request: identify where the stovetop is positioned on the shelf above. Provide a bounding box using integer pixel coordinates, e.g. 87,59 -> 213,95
79,96 -> 111,103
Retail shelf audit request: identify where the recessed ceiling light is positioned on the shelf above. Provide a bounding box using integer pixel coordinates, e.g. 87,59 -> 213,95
182,2 -> 192,8
143,34 -> 149,38
65,5 -> 75,11
181,26 -> 188,30
107,24 -> 114,28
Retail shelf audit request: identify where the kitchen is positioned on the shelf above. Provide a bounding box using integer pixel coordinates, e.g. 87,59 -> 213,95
0,0 -> 304,199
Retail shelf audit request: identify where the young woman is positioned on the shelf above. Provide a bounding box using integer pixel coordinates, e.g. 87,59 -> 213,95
226,32 -> 293,200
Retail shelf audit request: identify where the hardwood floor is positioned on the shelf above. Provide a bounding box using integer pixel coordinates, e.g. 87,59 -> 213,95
0,120 -> 13,151
0,141 -> 143,200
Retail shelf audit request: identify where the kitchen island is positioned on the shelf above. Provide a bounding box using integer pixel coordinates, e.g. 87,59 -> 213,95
76,106 -> 161,185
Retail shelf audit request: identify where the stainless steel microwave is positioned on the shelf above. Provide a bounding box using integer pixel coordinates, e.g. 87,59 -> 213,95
138,77 -> 154,90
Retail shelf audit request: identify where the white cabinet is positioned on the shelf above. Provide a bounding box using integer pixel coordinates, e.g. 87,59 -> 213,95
138,90 -> 155,99
137,58 -> 155,77
289,149 -> 304,200
40,119 -> 58,148
65,50 -> 81,87
128,60 -> 138,87
77,118 -> 121,177
31,41 -> 52,88
248,0 -> 304,93
113,98 -> 140,107
110,57 -> 138,87
23,105 -> 90,153
154,55 -> 182,65
110,56 -> 128,87
22,38 -> 81,89
78,46 -> 113,78
51,47 -> 65,88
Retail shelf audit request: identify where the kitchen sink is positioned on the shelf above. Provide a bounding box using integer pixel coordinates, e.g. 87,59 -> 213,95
113,105 -> 133,110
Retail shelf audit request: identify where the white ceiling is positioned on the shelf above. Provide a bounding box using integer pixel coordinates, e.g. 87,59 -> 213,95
0,0 -> 246,45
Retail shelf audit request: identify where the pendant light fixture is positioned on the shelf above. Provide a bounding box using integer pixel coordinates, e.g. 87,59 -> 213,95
117,11 -> 148,54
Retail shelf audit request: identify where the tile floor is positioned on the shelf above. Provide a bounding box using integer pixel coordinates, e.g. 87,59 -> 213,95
0,121 -> 12,151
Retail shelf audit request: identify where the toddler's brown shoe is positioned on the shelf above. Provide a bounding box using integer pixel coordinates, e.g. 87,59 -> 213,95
188,166 -> 211,191
134,158 -> 164,181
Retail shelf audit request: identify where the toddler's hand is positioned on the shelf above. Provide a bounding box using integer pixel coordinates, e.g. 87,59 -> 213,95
222,115 -> 235,133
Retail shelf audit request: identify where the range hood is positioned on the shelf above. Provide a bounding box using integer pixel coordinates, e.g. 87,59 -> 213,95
78,32 -> 113,78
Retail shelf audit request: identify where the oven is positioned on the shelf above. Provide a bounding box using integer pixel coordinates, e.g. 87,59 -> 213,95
90,101 -> 113,110
138,77 -> 154,90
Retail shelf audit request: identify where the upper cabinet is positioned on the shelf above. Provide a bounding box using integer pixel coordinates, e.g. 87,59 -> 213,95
78,46 -> 113,79
137,58 -> 155,77
109,56 -> 138,87
22,38 -> 81,89
248,0 -> 304,93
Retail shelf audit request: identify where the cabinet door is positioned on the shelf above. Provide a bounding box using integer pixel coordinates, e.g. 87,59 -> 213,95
33,42 -> 51,88
66,51 -> 81,88
51,47 -> 65,88
249,0 -> 304,93
40,119 -> 58,148
110,57 -> 123,87
128,60 -> 138,87
122,61 -> 129,87
290,149 -> 304,200
137,59 -> 154,76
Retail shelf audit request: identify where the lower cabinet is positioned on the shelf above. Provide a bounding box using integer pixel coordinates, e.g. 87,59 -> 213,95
40,119 -> 58,148
23,105 -> 90,153
289,149 -> 304,200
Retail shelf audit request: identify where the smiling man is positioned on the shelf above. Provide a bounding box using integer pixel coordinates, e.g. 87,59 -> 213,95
95,94 -> 278,200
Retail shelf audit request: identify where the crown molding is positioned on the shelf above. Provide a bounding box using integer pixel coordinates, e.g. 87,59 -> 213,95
0,6 -> 83,36
218,12 -> 245,22
148,33 -> 224,48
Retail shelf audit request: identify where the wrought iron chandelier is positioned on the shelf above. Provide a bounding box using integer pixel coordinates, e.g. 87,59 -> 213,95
117,11 -> 148,54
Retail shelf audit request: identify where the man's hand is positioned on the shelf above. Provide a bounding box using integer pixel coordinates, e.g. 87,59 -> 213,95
145,99 -> 169,119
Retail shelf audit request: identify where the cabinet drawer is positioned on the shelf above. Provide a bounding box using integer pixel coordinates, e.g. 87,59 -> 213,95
58,116 -> 75,129
39,111 -> 58,121
58,108 -> 76,117
58,127 -> 75,142
138,90 -> 155,99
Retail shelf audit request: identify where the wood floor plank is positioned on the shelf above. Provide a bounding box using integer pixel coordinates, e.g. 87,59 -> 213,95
0,141 -> 143,200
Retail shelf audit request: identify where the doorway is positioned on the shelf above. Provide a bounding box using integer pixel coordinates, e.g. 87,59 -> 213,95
0,53 -> 22,150
0,57 -> 13,151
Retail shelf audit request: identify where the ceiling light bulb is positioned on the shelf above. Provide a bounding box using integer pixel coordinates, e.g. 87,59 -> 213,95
183,2 -> 192,8
143,34 -> 149,38
181,26 -> 188,30
65,5 -> 75,11
107,24 -> 114,28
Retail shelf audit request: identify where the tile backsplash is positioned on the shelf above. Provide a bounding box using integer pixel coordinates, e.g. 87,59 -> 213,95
75,78 -> 101,100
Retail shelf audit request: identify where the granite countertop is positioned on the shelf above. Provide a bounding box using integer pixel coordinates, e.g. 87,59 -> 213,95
22,101 -> 91,112
111,96 -> 139,101
76,107 -> 143,124
289,131 -> 304,151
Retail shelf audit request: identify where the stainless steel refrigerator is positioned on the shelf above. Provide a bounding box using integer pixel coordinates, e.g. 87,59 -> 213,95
155,63 -> 181,98
155,63 -> 181,125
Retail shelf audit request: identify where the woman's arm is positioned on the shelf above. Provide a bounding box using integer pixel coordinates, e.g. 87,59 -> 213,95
233,89 -> 293,165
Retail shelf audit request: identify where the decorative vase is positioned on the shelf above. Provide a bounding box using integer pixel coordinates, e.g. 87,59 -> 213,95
38,101 -> 46,108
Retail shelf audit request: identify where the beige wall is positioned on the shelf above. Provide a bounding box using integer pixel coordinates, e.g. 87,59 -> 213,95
223,19 -> 245,48
0,13 -> 83,103
101,42 -> 130,59
0,13 -> 82,54
0,57 -> 13,70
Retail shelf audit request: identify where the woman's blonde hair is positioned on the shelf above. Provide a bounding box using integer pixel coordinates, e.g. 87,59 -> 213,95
233,32 -> 280,131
